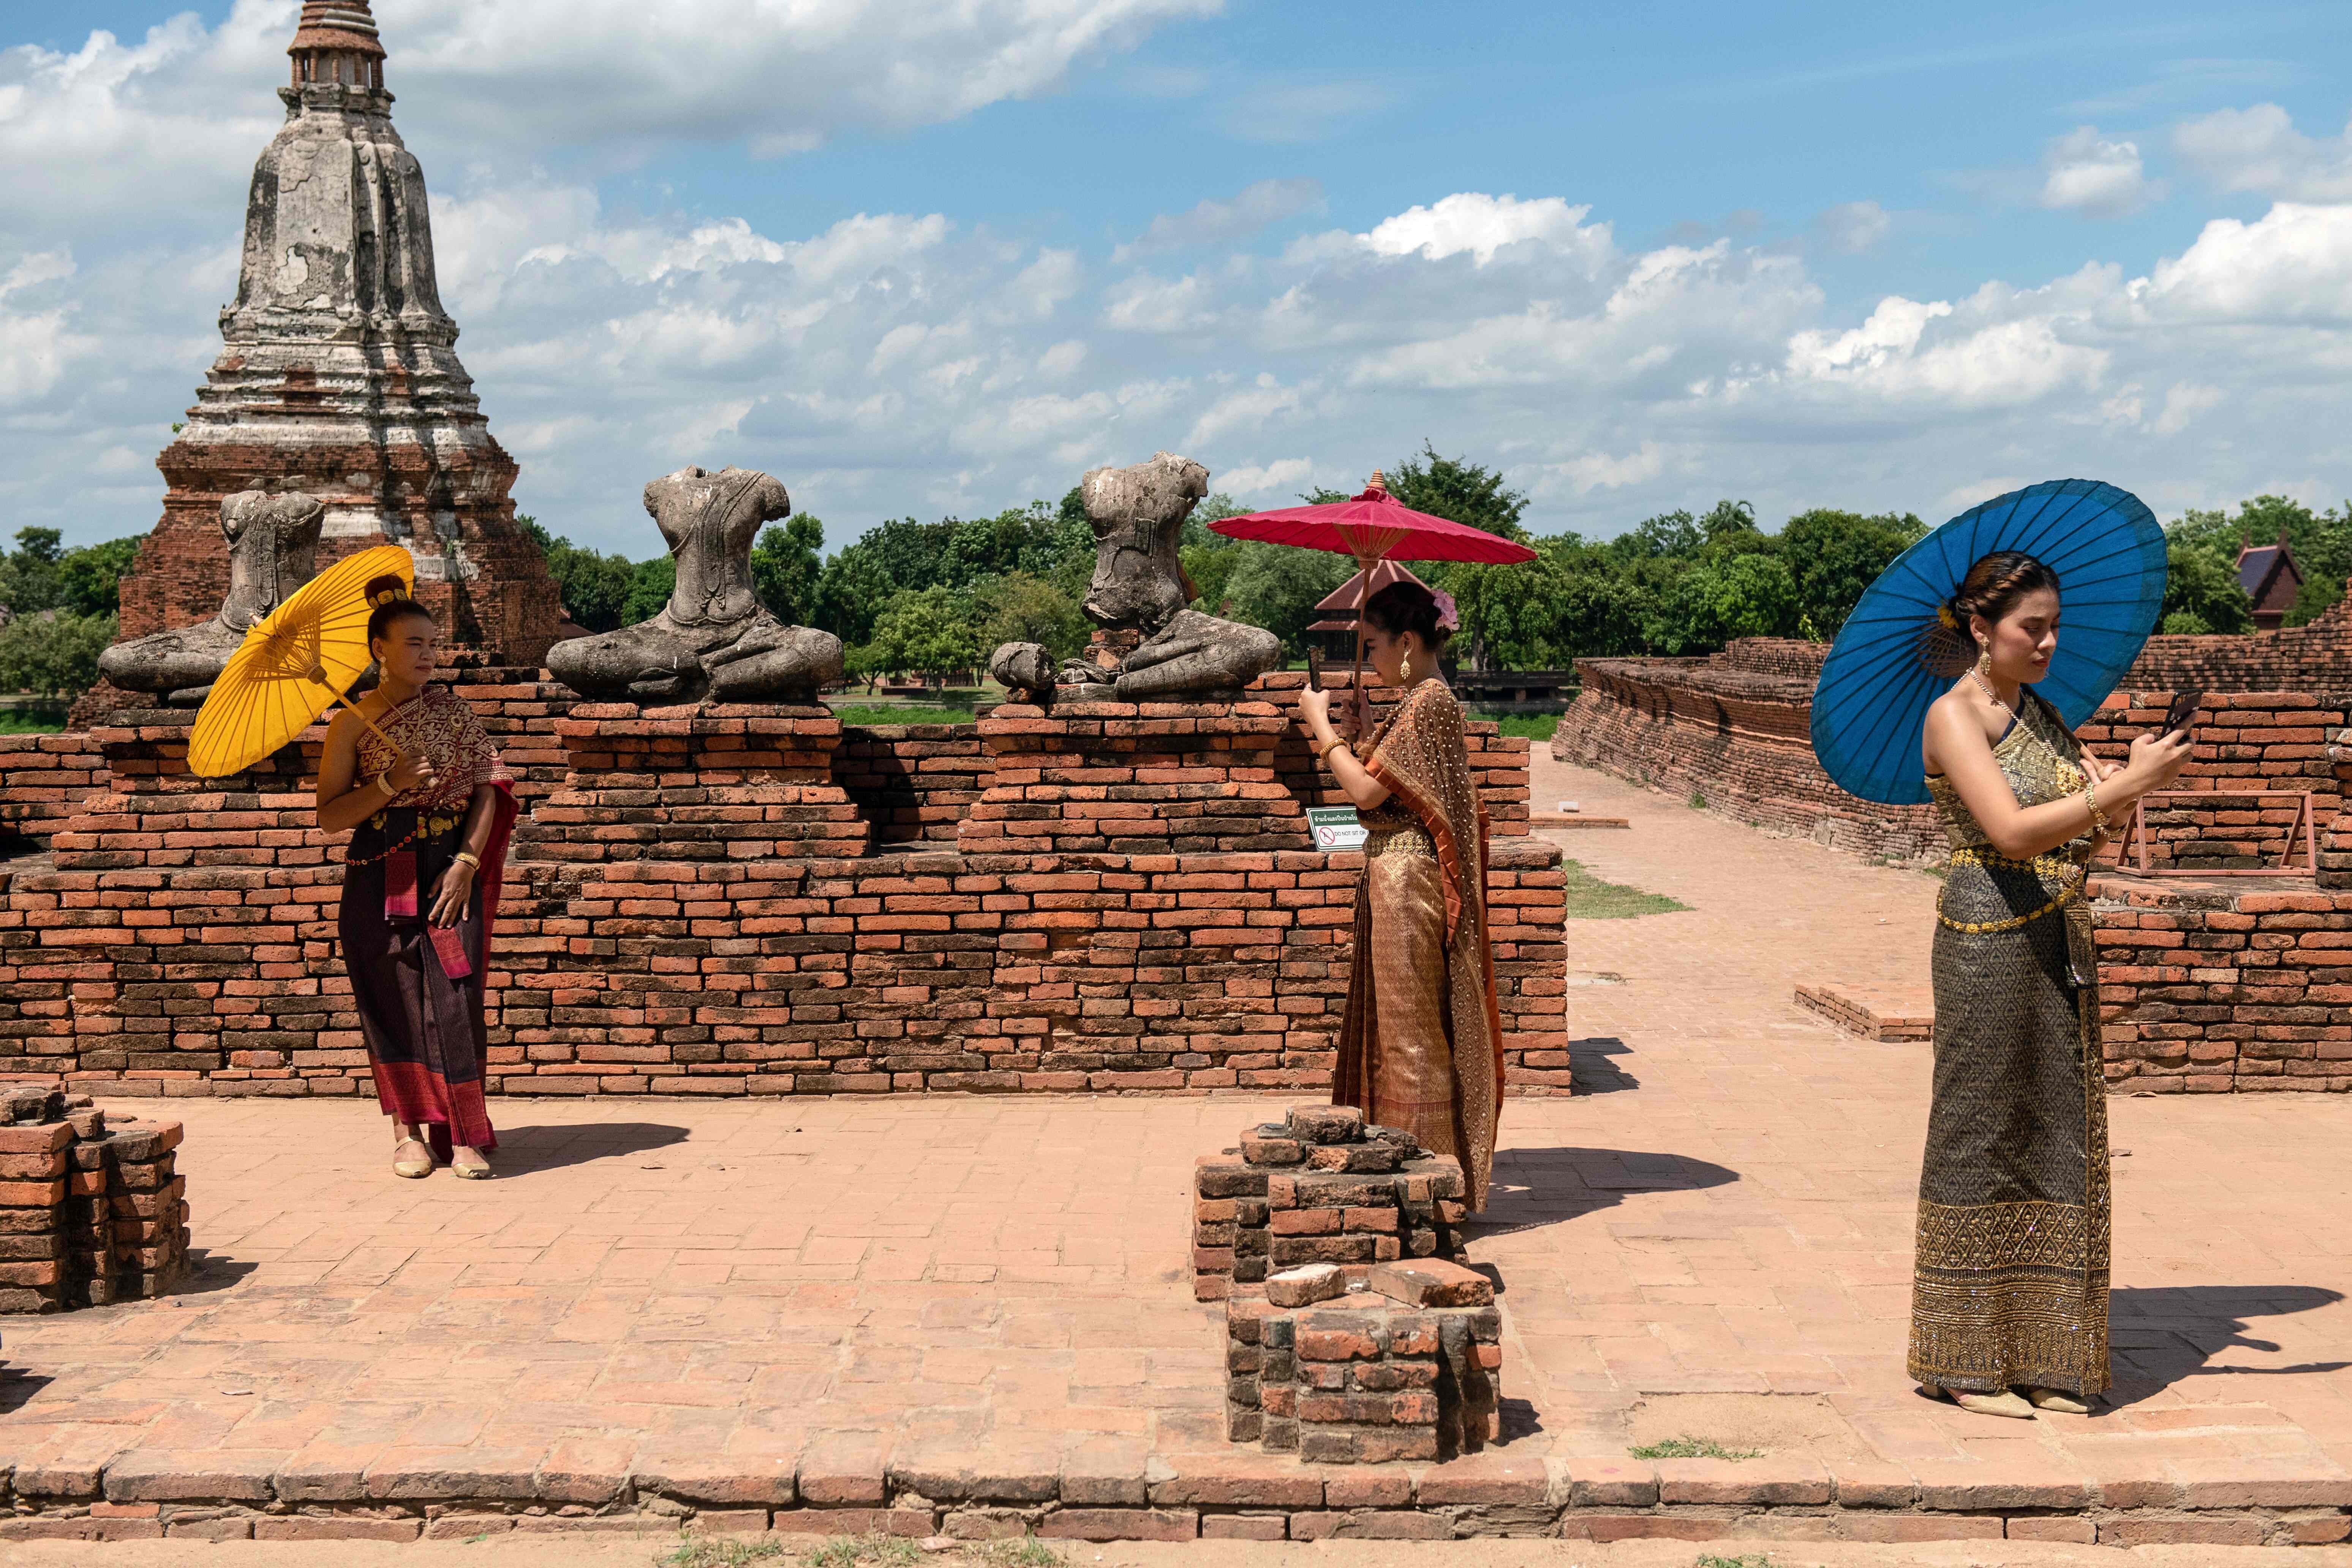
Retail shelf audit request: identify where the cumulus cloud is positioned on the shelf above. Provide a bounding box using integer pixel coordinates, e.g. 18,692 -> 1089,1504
2174,104 -> 2352,201
1116,179 -> 1325,259
1358,193 -> 1599,266
2039,126 -> 2152,217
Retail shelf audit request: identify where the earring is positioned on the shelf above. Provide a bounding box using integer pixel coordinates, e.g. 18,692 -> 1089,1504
1400,648 -> 1414,684
1974,640 -> 1991,678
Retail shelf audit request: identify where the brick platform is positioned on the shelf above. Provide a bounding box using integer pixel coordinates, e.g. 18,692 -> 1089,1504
2092,875 -> 2352,1092
958,699 -> 1308,856
835,723 -> 987,848
0,1087 -> 187,1312
0,734 -> 105,850
522,704 -> 868,863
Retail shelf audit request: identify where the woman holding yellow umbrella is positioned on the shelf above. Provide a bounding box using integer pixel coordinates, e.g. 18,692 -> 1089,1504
316,576 -> 516,1178
193,547 -> 516,1180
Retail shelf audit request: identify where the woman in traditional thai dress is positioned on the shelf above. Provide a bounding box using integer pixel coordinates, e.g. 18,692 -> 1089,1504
1911,551 -> 2188,1417
315,577 -> 518,1180
1297,581 -> 1504,1212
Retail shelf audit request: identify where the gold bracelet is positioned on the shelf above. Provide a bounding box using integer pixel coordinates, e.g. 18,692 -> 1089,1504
373,771 -> 395,798
1317,738 -> 1348,766
2083,778 -> 2109,837
452,850 -> 481,871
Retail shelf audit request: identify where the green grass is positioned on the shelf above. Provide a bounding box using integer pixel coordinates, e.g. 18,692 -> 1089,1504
1476,711 -> 1560,743
969,1542 -> 1064,1568
1631,1435 -> 1765,1461
0,712 -> 63,735
1561,858 -> 1688,920
830,703 -> 977,727
657,1538 -> 785,1568
1695,1554 -> 1774,1568
800,1537 -> 923,1568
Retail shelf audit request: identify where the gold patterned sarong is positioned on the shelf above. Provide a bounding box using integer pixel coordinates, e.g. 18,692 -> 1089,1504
1909,689 -> 2110,1396
1334,680 -> 1504,1212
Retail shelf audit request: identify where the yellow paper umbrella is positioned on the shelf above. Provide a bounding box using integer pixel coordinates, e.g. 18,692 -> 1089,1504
187,544 -> 418,778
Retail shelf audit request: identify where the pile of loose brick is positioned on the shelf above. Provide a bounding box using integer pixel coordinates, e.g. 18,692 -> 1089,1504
1227,1257 -> 1502,1464
1793,982 -> 1933,1042
0,1088 -> 187,1311
1191,1104 -> 1468,1302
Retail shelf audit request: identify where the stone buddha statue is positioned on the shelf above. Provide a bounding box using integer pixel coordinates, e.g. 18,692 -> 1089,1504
545,465 -> 842,703
991,451 -> 1280,700
96,489 -> 325,702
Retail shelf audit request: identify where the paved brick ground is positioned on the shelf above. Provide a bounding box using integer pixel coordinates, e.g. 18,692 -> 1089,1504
0,754 -> 2347,1547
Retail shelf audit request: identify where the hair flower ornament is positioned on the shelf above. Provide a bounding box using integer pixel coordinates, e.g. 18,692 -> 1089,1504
1432,588 -> 1458,632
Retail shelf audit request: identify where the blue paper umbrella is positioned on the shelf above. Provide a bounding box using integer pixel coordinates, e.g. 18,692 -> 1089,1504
1811,479 -> 2168,806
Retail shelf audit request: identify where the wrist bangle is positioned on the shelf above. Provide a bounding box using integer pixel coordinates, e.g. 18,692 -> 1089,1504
1317,738 -> 1347,765
372,771 -> 394,798
452,850 -> 481,871
2084,778 -> 2109,836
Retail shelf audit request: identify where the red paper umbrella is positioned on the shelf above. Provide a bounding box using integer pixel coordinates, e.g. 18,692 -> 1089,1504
1209,471 -> 1537,719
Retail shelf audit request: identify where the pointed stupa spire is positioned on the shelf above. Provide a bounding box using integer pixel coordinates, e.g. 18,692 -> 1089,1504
287,0 -> 388,92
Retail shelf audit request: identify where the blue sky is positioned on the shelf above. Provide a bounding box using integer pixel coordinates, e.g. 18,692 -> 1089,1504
3,0 -> 2351,556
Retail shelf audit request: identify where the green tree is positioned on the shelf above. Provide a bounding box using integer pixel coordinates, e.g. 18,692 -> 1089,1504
55,537 -> 144,618
751,513 -> 825,626
1181,493 -> 1247,615
2158,536 -> 2252,635
0,528 -> 65,615
812,541 -> 899,647
1778,508 -> 1929,637
1220,541 -> 1351,660
620,556 -> 675,626
0,610 -> 116,699
1384,442 -> 1531,542
855,585 -> 982,686
520,515 -> 639,634
975,572 -> 1089,661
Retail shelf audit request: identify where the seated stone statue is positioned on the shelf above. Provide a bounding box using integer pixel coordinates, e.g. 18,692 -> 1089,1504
97,489 -> 324,702
545,465 -> 842,703
991,451 -> 1279,701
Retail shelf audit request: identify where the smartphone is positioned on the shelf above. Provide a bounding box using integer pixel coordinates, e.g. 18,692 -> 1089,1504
1307,648 -> 1325,692
2163,690 -> 2202,736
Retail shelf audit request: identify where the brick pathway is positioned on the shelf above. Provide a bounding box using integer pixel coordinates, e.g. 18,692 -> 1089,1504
0,754 -> 2347,1547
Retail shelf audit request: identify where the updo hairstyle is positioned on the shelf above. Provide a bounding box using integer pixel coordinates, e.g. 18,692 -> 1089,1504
365,575 -> 435,649
1946,550 -> 2061,634
1360,581 -> 1453,654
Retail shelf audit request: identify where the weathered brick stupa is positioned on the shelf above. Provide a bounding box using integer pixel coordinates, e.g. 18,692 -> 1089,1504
96,0 -> 559,701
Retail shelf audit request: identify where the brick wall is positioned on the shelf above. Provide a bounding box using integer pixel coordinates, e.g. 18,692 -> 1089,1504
835,725 -> 987,847
0,685 -> 1569,1100
2094,879 -> 2352,1092
0,735 -> 106,849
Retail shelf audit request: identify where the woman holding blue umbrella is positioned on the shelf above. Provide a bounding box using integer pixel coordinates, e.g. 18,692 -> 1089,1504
1811,482 -> 2188,1419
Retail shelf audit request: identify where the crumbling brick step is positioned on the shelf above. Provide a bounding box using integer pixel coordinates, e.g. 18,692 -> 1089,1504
1794,982 -> 1933,1042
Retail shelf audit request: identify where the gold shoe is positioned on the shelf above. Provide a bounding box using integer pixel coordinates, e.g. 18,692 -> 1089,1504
392,1138 -> 434,1179
450,1150 -> 492,1181
2025,1387 -> 2089,1414
1923,1383 -> 2035,1419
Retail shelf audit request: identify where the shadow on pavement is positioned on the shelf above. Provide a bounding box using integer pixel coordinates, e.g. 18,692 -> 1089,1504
175,1250 -> 260,1296
1466,1145 -> 1739,1241
488,1121 -> 691,1177
1566,1036 -> 1639,1095
0,1367 -> 51,1413
2103,1284 -> 2350,1409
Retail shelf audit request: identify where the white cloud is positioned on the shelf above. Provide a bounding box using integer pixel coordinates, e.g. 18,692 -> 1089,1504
2151,381 -> 2222,436
2039,126 -> 2151,217
1359,194 -> 1601,266
2137,203 -> 2352,323
1116,179 -> 1325,259
2175,104 -> 2352,201
1814,200 -> 1890,254
1215,457 -> 1315,498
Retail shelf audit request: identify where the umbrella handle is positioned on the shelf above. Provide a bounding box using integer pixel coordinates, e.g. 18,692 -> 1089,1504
309,673 -> 407,760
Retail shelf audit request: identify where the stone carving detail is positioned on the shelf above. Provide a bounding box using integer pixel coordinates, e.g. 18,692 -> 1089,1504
97,490 -> 325,701
545,466 -> 843,703
993,451 -> 1280,700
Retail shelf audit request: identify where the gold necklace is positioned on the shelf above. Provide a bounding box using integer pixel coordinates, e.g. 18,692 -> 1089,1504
1969,667 -> 2019,726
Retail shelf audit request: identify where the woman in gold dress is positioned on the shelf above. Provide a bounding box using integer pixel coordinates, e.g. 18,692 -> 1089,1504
315,578 -> 518,1181
1911,551 -> 2189,1417
1297,581 -> 1503,1212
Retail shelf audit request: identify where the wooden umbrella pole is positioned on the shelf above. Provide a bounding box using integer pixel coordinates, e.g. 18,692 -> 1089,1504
1350,548 -> 1384,734
308,672 -> 407,758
